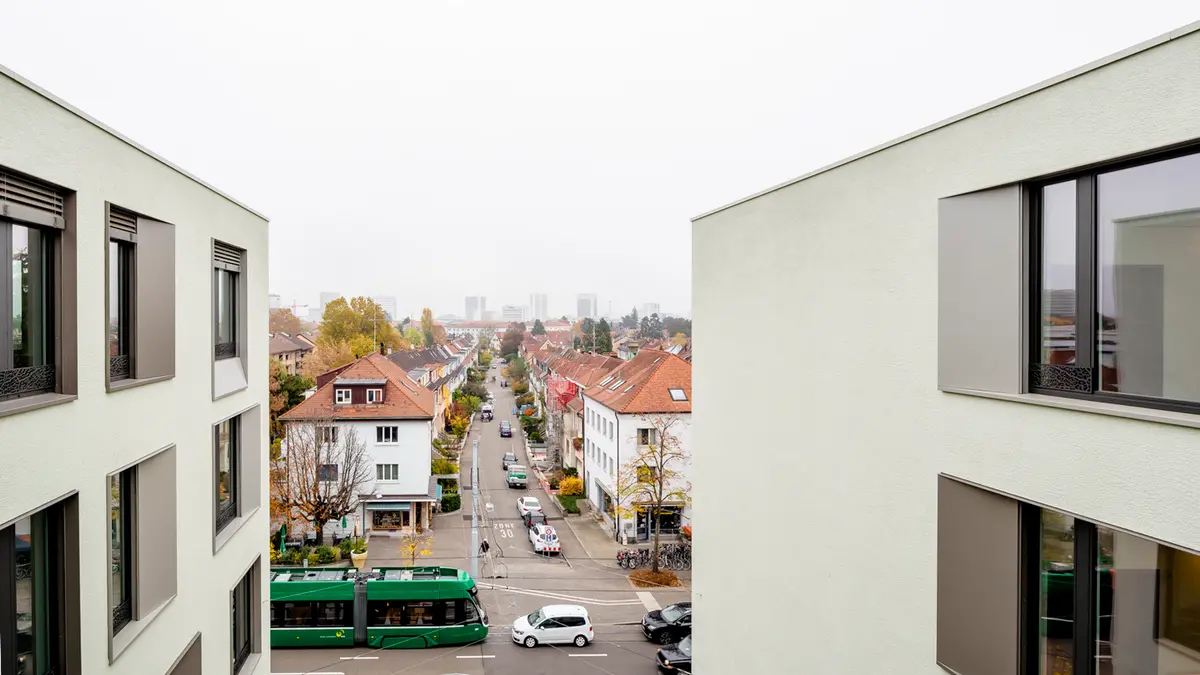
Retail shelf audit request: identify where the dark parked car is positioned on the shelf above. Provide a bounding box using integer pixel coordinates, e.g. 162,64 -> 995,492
656,635 -> 692,673
522,511 -> 548,530
502,451 -> 517,469
643,602 -> 692,645
500,421 -> 513,438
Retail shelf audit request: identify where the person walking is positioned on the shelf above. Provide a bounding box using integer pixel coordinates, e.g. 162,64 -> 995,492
479,538 -> 491,558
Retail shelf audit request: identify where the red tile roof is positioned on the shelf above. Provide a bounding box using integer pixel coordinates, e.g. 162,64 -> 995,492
280,353 -> 434,420
582,350 -> 691,414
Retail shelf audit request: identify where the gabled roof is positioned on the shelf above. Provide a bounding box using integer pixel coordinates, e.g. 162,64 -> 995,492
280,353 -> 434,420
583,350 -> 691,414
269,333 -> 314,355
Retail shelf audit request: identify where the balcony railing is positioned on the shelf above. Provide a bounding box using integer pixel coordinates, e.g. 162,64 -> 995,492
215,342 -> 237,360
0,364 -> 56,398
109,354 -> 130,381
112,598 -> 132,634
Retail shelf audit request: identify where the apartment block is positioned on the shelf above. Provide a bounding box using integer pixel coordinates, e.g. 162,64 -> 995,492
692,22 -> 1200,675
0,66 -> 269,674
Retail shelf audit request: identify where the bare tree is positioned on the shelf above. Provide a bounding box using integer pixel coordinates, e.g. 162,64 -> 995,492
277,420 -> 373,545
616,414 -> 692,574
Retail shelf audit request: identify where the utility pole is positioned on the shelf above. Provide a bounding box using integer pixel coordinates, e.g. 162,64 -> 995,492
470,438 -> 480,579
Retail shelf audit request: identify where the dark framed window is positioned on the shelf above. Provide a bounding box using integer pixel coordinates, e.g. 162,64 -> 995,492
108,239 -> 133,380
231,570 -> 252,673
317,426 -> 338,446
269,601 -> 351,628
376,464 -> 398,481
318,464 -> 338,482
215,417 -> 239,533
0,504 -> 69,675
1,221 -> 56,400
214,268 -> 237,360
1020,504 -> 1200,675
376,426 -> 398,443
1030,147 -> 1200,413
110,469 -> 135,635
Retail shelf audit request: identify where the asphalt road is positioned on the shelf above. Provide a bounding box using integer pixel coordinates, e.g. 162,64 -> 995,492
272,364 -> 689,675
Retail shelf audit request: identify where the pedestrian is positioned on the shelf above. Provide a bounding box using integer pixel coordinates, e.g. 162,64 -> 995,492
479,539 -> 491,557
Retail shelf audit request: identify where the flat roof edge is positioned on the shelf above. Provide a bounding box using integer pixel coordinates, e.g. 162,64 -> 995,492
691,19 -> 1200,222
0,64 -> 269,222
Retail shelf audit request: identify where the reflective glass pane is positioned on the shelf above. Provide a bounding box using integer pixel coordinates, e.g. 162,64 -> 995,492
1097,152 -> 1200,401
12,224 -> 52,368
1040,510 -> 1075,675
110,475 -> 125,610
218,419 -> 235,509
217,269 -> 236,345
15,516 -> 35,673
1040,181 -> 1077,364
109,241 -> 121,356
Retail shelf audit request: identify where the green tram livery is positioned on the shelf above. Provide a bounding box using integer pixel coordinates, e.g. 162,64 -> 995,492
270,566 -> 489,649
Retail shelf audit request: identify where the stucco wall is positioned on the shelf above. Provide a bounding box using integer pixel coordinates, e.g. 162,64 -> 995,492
692,27 -> 1200,675
0,70 -> 270,673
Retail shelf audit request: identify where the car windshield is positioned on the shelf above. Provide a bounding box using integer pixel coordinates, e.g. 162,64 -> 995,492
677,636 -> 691,656
660,605 -> 685,623
526,609 -> 543,625
526,498 -> 540,508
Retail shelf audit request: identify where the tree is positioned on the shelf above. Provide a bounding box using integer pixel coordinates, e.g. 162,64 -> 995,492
573,318 -> 596,352
398,530 -> 434,564
615,415 -> 691,573
270,308 -> 303,335
639,313 -> 664,339
621,306 -> 639,329
561,315 -> 568,321
276,421 -> 373,546
503,357 -> 528,382
421,308 -> 436,347
595,319 -> 613,353
532,319 -> 546,335
302,338 -> 355,378
404,326 -> 425,348
500,324 -> 523,357
270,359 -> 315,440
320,297 -> 407,352
663,316 -> 692,337
672,332 -> 688,347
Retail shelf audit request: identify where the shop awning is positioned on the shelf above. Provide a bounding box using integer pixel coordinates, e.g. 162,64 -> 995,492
366,502 -> 410,511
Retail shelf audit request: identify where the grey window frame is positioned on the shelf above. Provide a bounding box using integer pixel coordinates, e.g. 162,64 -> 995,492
213,241 -> 241,361
0,499 -> 73,675
1028,143 -> 1200,415
107,233 -> 134,382
0,214 -> 59,399
214,417 -> 239,534
231,569 -> 252,673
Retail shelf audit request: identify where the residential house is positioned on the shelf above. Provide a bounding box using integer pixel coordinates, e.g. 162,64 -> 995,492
0,66 -> 269,674
279,353 -> 437,537
269,332 -> 314,375
542,350 -> 623,471
691,21 -> 1200,675
582,350 -> 691,543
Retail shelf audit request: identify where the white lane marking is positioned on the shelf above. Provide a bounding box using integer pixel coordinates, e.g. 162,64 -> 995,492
339,656 -> 379,660
569,653 -> 609,657
456,655 -> 496,659
637,591 -> 660,611
272,672 -> 346,674
478,583 -> 643,606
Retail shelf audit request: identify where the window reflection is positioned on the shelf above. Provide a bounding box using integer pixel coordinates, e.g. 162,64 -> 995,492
216,269 -> 236,346
1096,152 -> 1200,402
217,419 -> 235,510
1041,510 -> 1075,675
1040,181 -> 1077,364
110,475 -> 126,614
12,224 -> 52,369
15,516 -> 35,673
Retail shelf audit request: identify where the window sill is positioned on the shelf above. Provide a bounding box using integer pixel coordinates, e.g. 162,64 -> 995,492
213,505 -> 261,555
110,594 -> 175,663
236,651 -> 264,675
941,388 -> 1200,430
108,374 -> 173,393
0,392 -> 76,419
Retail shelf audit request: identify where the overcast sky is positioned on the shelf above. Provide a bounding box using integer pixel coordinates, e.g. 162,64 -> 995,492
1,1 -> 1196,320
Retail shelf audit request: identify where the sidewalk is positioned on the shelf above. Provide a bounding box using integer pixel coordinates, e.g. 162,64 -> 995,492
363,512 -> 473,570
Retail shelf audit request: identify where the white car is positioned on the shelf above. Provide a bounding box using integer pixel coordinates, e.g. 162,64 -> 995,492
529,524 -> 561,554
516,496 -> 542,517
511,604 -> 593,648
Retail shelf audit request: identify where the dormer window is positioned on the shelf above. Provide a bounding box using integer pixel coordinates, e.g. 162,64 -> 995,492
367,388 -> 383,403
335,388 -> 351,404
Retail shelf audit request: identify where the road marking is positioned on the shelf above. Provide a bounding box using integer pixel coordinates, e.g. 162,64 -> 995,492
569,653 -> 609,657
637,591 -> 660,611
478,582 -> 643,606
456,655 -> 496,659
272,672 -> 345,674
339,656 -> 379,660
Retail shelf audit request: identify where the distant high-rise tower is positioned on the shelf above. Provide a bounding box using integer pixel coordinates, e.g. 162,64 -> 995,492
641,302 -> 660,318
465,296 -> 480,321
529,293 -> 548,321
480,296 -> 487,317
319,291 -> 341,318
372,295 -> 398,321
502,305 -> 524,322
577,293 -> 598,319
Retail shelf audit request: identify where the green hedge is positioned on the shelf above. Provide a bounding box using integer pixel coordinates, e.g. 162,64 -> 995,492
557,494 -> 582,514
441,493 -> 462,512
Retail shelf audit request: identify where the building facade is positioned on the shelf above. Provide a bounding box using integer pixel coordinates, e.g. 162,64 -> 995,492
0,66 -> 269,674
372,295 -> 397,321
501,304 -> 524,322
576,293 -> 597,319
640,302 -> 660,318
529,293 -> 548,321
692,22 -> 1200,675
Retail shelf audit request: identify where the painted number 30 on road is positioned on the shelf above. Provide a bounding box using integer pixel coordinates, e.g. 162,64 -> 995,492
494,523 -> 514,538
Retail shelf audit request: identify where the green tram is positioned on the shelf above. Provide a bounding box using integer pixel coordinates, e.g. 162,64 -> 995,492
270,566 -> 489,649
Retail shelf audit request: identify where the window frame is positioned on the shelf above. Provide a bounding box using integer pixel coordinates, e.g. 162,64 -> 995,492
376,425 -> 398,444
107,237 -> 134,382
0,501 -> 72,675
367,388 -> 383,403
0,219 -> 58,400
214,417 -> 240,534
335,389 -> 351,405
1028,143 -> 1200,415
318,464 -> 338,482
231,569 -> 252,674
213,266 -> 238,361
111,468 -> 136,636
376,463 -> 399,481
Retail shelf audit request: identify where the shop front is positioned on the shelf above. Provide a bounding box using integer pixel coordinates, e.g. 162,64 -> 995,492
635,504 -> 684,542
364,499 -> 434,533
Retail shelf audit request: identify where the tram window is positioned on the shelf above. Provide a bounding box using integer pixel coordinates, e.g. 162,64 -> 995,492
463,599 -> 479,623
443,600 -> 457,625
368,601 -> 405,627
315,601 -> 349,626
284,602 -> 314,627
405,601 -> 435,626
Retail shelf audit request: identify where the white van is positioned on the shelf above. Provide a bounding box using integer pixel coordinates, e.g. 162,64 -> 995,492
511,604 -> 593,648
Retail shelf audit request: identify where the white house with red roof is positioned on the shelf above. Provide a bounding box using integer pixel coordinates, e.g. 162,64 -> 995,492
279,352 -> 439,538
582,350 -> 692,543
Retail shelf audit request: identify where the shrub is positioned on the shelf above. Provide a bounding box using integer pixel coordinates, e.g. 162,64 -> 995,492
338,538 -> 353,558
352,538 -> 366,555
527,429 -> 545,444
441,493 -> 462,512
560,476 -> 584,496
270,541 -> 281,564
437,477 -> 459,494
431,457 -> 459,475
512,382 -> 529,395
307,553 -> 321,566
548,475 -> 560,490
563,466 -> 578,478
557,494 -> 582,513
515,392 -> 534,407
315,545 -> 336,565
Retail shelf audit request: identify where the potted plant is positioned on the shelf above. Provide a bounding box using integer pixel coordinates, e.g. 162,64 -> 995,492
350,537 -> 368,568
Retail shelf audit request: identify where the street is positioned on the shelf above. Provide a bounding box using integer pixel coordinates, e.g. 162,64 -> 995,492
273,363 -> 691,675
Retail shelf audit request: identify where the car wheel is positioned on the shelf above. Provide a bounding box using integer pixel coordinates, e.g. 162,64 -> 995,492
523,636 -> 538,648
658,631 -> 673,645
574,635 -> 589,647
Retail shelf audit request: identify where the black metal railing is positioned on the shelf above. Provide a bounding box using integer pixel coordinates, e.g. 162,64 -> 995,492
215,342 -> 238,360
1030,364 -> 1093,393
216,502 -> 238,533
112,599 -> 132,634
109,355 -> 130,381
233,639 -> 251,673
0,364 -> 56,398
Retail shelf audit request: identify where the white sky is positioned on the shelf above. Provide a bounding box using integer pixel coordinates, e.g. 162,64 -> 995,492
1,0 -> 1196,320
